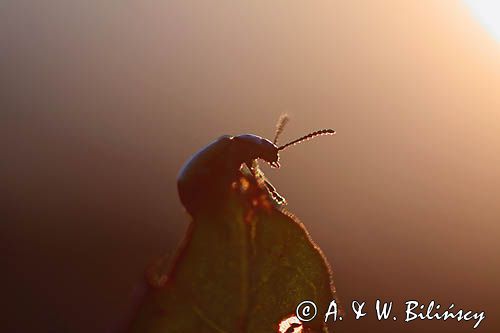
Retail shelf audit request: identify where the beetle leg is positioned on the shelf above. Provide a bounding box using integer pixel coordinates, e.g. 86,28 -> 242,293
245,161 -> 258,178
245,161 -> 286,205
264,179 -> 286,205
246,161 -> 266,186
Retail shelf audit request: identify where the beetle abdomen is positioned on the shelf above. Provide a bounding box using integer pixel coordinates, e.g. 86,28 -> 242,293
177,135 -> 241,216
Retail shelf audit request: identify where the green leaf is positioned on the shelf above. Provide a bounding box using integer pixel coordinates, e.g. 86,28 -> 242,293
129,174 -> 338,333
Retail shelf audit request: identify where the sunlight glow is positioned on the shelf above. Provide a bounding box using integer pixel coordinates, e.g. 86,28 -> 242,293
463,0 -> 500,42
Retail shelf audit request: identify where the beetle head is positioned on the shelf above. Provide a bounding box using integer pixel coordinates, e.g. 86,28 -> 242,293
259,137 -> 280,168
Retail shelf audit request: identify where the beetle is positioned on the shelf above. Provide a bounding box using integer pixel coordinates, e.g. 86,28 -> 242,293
177,115 -> 335,216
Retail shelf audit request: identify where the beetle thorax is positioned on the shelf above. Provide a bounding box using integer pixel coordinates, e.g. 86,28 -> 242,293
232,134 -> 279,165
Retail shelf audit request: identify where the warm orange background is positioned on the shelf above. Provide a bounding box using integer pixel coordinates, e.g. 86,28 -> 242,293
2,1 -> 500,332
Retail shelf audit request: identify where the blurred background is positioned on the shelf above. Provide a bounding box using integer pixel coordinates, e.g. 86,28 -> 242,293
2,1 -> 500,332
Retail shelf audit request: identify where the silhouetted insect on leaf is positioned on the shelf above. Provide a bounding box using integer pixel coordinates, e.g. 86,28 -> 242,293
129,115 -> 339,333
177,114 -> 335,217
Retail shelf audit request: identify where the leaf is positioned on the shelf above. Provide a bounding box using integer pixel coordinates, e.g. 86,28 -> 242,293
128,173 -> 338,333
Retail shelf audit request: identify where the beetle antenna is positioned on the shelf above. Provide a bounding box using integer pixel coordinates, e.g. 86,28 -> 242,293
273,114 -> 290,145
278,129 -> 336,151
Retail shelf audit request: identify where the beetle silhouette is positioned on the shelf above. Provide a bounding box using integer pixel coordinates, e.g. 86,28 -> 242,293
177,115 -> 335,216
